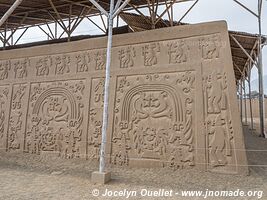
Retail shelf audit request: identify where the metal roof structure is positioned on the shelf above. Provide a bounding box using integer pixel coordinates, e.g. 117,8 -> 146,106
0,1 -> 265,81
0,0 -> 186,31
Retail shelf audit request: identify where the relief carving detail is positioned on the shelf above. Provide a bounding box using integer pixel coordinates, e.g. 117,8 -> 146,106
0,86 -> 9,149
76,52 -> 90,73
55,55 -> 71,75
25,80 -> 85,159
142,43 -> 160,66
112,72 -> 195,169
88,78 -> 105,161
199,34 -> 222,60
203,70 -> 235,170
95,51 -> 106,71
119,46 -> 136,68
14,58 -> 29,79
0,60 -> 11,80
36,56 -> 52,77
168,40 -> 189,64
8,84 -> 27,151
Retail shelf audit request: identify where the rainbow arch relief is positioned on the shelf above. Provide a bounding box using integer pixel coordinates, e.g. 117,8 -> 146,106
0,21 -> 248,174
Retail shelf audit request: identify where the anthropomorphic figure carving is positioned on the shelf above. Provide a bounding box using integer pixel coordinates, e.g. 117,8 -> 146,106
207,114 -> 227,167
95,51 -> 106,70
113,132 -> 129,166
76,53 -> 90,73
36,56 -> 51,76
200,34 -> 221,60
0,110 -> 4,138
14,59 -> 28,78
142,43 -> 160,66
0,61 -> 10,80
12,86 -> 25,110
55,55 -> 70,75
119,47 -> 136,68
0,91 -> 7,139
8,112 -> 22,150
207,71 -> 222,113
168,40 -> 189,64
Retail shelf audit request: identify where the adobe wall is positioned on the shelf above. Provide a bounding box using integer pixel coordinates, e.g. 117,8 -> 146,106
241,99 -> 267,118
0,21 -> 248,174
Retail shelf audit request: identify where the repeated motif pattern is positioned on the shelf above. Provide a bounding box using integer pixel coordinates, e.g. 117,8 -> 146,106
0,30 -> 246,174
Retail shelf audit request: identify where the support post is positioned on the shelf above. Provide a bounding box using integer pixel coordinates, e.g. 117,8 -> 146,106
257,0 -> 266,137
240,81 -> 243,122
90,0 -> 131,184
243,80 -> 248,125
248,71 -> 254,131
98,0 -> 114,175
233,0 -> 266,137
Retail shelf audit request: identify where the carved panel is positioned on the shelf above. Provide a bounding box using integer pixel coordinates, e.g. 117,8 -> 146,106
167,40 -> 189,64
111,72 -> 195,169
55,55 -> 71,75
95,50 -> 106,71
0,86 -> 9,149
203,69 -> 236,172
87,78 -> 105,161
0,60 -> 11,80
119,46 -> 136,68
36,56 -> 52,77
142,43 -> 160,66
14,58 -> 29,79
25,80 -> 86,158
76,52 -> 90,73
7,84 -> 28,151
0,22 -> 248,174
199,34 -> 222,60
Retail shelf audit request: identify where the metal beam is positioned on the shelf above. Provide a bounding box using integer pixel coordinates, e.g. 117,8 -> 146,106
112,0 -> 131,18
233,0 -> 258,18
14,27 -> 28,45
114,0 -> 123,11
178,0 -> 198,23
230,34 -> 258,67
87,0 -> 108,16
0,0 -> 24,28
155,0 -> 177,24
87,16 -> 106,33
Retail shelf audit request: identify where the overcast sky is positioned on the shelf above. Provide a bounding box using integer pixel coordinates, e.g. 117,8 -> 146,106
13,0 -> 267,81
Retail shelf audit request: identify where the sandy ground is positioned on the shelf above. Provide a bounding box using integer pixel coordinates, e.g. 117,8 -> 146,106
0,124 -> 267,200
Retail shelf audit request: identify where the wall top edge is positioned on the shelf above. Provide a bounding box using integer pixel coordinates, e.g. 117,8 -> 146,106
0,21 -> 228,60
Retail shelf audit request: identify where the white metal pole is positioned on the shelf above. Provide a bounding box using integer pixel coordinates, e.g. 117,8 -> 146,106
0,0 -> 24,28
88,0 -> 109,17
112,0 -> 131,18
240,81 -> 243,122
243,80 -> 248,125
257,0 -> 266,137
99,0 -> 114,173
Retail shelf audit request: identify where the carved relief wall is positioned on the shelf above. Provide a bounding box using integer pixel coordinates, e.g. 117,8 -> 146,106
0,21 -> 248,174
0,86 -> 9,150
111,72 -> 195,169
25,80 -> 86,158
